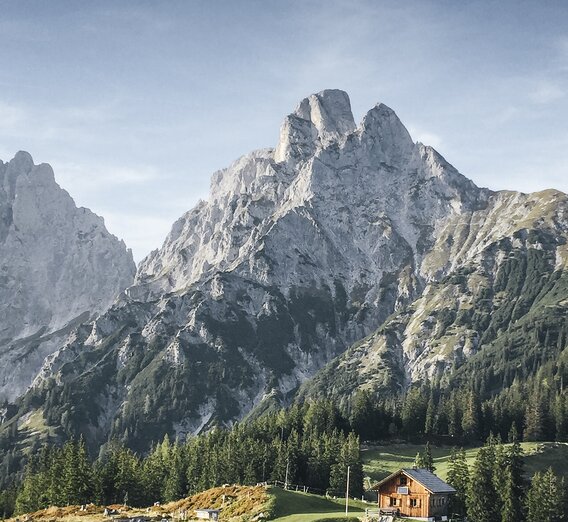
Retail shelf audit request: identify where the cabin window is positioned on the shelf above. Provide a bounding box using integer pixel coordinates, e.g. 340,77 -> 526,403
390,497 -> 396,507
410,498 -> 418,507
399,476 -> 407,485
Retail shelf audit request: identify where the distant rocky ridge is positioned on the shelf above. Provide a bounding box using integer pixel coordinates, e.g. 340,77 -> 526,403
3,90 -> 567,453
0,152 -> 136,400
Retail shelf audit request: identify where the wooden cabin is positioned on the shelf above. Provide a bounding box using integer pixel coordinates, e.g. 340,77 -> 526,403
372,468 -> 456,520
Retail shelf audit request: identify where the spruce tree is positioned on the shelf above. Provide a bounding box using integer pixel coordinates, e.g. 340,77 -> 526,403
526,468 -> 565,522
500,440 -> 524,522
329,433 -> 363,498
462,390 -> 481,442
467,444 -> 500,522
423,441 -> 435,473
446,447 -> 469,516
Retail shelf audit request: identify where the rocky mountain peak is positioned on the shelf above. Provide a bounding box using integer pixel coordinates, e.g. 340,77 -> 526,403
0,151 -> 136,400
358,102 -> 414,164
274,89 -> 356,163
294,89 -> 356,138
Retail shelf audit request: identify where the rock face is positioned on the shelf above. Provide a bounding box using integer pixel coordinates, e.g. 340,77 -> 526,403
0,152 -> 136,400
299,188 -> 568,405
8,90 -> 568,452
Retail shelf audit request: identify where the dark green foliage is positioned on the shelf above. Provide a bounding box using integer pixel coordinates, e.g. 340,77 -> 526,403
500,440 -> 525,522
446,447 -> 469,516
8,400 -> 362,513
525,468 -> 567,522
467,442 -> 500,522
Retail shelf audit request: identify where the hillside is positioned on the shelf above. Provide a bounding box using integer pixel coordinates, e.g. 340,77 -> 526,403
4,485 -> 367,522
362,442 -> 568,484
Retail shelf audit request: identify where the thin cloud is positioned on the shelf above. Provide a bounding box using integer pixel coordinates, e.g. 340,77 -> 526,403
529,81 -> 564,104
408,126 -> 443,149
54,162 -> 159,192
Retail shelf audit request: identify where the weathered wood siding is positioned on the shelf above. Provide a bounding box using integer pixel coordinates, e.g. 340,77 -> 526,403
377,472 -> 451,519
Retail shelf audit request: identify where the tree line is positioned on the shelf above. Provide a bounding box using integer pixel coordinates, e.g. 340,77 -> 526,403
5,400 -> 362,517
350,375 -> 568,444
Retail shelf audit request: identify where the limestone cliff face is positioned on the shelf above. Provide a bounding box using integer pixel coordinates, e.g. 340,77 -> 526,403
0,152 -> 136,400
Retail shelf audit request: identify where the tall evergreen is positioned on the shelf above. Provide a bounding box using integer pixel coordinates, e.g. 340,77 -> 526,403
462,390 -> 481,442
526,468 -> 566,522
446,447 -> 469,516
423,441 -> 435,473
500,440 -> 524,522
467,443 -> 500,522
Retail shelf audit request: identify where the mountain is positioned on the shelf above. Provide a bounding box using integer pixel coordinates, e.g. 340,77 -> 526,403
3,90 -> 567,454
0,152 -> 136,401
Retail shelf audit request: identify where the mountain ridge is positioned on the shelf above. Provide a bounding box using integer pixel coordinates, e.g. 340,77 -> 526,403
2,89 -> 566,456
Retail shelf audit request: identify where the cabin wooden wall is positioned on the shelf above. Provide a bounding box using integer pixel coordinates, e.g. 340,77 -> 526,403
377,474 -> 451,519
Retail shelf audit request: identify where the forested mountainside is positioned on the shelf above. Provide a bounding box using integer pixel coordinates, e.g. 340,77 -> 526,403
1,90 -> 566,466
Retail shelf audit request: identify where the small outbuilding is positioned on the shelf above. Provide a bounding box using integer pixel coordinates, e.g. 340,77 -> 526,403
195,509 -> 220,521
372,467 -> 456,520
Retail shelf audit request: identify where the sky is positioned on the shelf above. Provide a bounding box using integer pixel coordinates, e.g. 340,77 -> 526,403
0,0 -> 567,262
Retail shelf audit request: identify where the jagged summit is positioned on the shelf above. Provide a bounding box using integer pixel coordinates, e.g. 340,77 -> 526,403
292,89 -> 356,136
137,90 -> 484,297
0,151 -> 136,400
275,89 -> 355,163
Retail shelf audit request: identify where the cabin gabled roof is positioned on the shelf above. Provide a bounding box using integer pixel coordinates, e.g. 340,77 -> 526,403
372,468 -> 456,494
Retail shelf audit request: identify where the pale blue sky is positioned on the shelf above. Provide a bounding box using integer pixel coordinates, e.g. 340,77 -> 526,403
1,0 -> 567,261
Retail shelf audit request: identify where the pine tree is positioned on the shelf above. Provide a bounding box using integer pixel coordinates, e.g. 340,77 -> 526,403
62,440 -> 80,505
467,444 -> 500,522
75,437 -> 93,504
414,451 -> 426,469
163,443 -> 186,502
15,458 -> 41,514
329,433 -> 363,498
526,468 -> 565,522
499,440 -> 524,522
423,441 -> 435,473
413,443 -> 435,472
424,392 -> 436,436
462,390 -> 481,442
525,387 -> 548,441
446,447 -> 469,516
350,390 -> 378,441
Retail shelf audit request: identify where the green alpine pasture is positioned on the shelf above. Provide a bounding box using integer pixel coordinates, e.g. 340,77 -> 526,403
362,441 -> 568,484
268,486 -> 367,522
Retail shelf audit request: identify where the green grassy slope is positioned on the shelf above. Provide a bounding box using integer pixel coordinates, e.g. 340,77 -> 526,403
362,442 -> 568,484
268,486 -> 367,522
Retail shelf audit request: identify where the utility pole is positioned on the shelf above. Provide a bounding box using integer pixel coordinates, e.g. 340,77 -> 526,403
284,459 -> 290,490
345,465 -> 350,515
